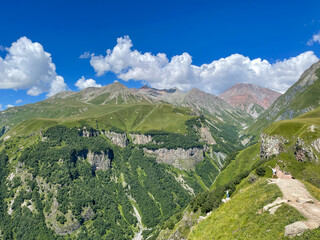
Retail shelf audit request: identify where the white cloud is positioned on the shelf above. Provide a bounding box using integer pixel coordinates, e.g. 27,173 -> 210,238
15,99 -> 22,104
0,37 -> 67,97
0,104 -> 2,110
79,51 -> 92,59
89,36 -> 319,94
307,32 -> 320,46
75,76 -> 102,90
6,104 -> 14,108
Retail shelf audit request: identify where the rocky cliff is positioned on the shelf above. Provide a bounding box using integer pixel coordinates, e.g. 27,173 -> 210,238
199,126 -> 216,145
104,131 -> 128,148
143,147 -> 204,170
129,133 -> 154,144
260,133 -> 287,159
260,133 -> 320,163
88,150 -> 113,171
294,138 -> 319,163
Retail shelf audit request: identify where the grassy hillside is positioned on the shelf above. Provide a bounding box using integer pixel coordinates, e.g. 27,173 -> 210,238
189,178 -> 304,240
261,107 -> 320,188
246,63 -> 320,141
4,103 -> 193,137
172,104 -> 320,240
211,143 -> 261,189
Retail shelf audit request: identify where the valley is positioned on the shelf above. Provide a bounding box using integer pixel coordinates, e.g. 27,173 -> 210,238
1,61 -> 320,240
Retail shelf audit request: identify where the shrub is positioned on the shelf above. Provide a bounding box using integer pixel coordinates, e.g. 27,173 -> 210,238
256,166 -> 266,177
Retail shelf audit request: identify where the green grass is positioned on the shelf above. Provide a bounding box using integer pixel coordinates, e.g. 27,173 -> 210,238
189,178 -> 304,240
302,181 -> 320,201
263,117 -> 320,143
291,228 -> 320,240
3,103 -> 195,138
245,69 -> 320,141
211,143 -> 260,189
259,106 -> 320,188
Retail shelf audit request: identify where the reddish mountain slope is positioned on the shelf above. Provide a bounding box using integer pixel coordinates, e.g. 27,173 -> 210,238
219,83 -> 281,118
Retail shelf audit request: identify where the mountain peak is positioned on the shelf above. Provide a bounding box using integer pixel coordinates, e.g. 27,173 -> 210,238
140,84 -> 150,89
103,81 -> 129,91
219,83 -> 281,118
188,87 -> 213,96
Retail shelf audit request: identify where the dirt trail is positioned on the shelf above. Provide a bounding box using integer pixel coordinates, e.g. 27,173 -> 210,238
271,178 -> 320,228
268,169 -> 320,237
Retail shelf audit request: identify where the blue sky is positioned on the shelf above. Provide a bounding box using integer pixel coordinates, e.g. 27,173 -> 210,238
1,0 -> 320,110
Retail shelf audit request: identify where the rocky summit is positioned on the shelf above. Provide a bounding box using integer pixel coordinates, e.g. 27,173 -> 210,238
219,83 -> 281,118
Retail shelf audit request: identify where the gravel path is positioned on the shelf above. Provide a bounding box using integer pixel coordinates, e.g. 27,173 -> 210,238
268,177 -> 320,237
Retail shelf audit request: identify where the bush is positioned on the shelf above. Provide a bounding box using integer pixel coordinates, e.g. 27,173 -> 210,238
256,166 -> 266,177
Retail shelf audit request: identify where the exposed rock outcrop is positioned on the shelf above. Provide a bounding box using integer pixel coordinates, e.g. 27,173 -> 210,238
88,150 -> 113,171
143,147 -> 204,170
80,127 -> 99,137
129,133 -> 153,145
104,131 -> 128,148
199,127 -> 216,145
294,138 -> 319,163
311,138 -> 320,153
260,133 -> 287,159
285,221 -> 309,237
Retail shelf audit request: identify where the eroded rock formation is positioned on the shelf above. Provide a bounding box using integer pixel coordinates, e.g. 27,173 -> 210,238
260,133 -> 287,159
104,131 -> 128,148
129,133 -> 153,145
88,150 -> 113,171
143,147 -> 204,170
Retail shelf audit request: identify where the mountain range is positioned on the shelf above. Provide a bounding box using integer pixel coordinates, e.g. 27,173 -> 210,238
0,61 -> 320,240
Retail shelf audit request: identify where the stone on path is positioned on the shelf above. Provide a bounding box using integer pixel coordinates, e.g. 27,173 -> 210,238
284,221 -> 309,237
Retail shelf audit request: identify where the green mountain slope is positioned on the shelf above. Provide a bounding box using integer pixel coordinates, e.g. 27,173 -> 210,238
246,60 -> 320,140
189,178 -> 308,240
162,104 -> 320,240
0,122 -> 220,239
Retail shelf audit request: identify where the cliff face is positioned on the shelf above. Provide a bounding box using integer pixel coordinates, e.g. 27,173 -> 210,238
129,133 -> 153,144
260,133 -> 287,159
199,126 -> 216,145
260,133 -> 320,163
294,138 -> 319,163
88,150 -> 113,171
143,147 -> 204,170
104,131 -> 128,148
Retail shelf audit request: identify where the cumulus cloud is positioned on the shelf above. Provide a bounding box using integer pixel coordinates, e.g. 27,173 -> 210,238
89,36 -> 319,94
307,32 -> 320,46
6,104 -> 14,108
0,37 -> 67,97
79,51 -> 92,59
15,99 -> 22,104
0,104 -> 2,110
75,76 -> 102,90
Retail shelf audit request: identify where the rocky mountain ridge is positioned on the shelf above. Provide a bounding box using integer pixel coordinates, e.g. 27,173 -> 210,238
219,83 -> 281,118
